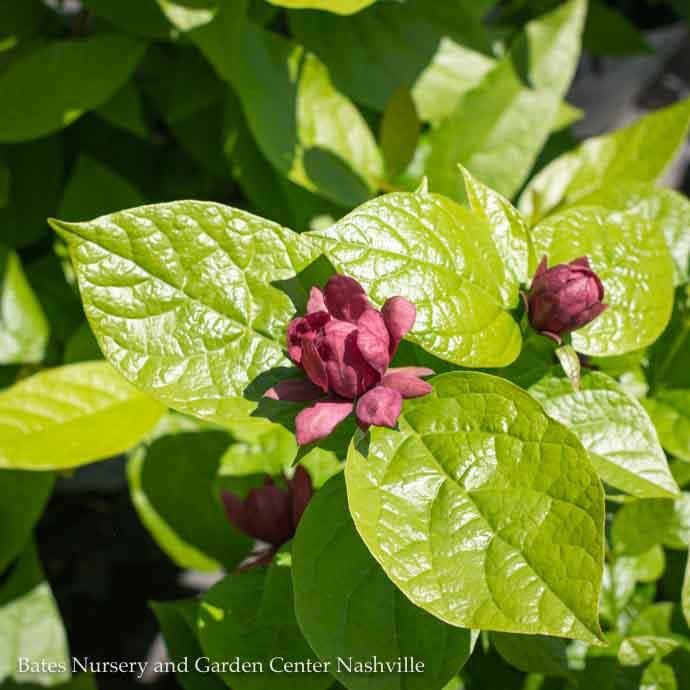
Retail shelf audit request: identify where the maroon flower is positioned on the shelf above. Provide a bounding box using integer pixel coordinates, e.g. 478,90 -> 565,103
221,465 -> 313,566
268,275 -> 433,445
526,256 -> 608,342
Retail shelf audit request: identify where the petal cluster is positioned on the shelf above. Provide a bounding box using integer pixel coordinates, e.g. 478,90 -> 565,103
221,465 -> 313,565
269,275 -> 433,445
526,256 -> 608,342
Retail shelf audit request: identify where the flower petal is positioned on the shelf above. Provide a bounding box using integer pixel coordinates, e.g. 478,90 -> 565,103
288,465 -> 313,526
295,400 -> 354,446
381,371 -> 433,398
307,287 -> 327,314
245,485 -> 293,546
301,339 -> 329,392
355,386 -> 403,429
356,309 -> 391,373
324,275 -> 370,322
385,366 -> 434,378
264,378 -> 323,402
381,296 -> 416,355
221,490 -> 251,536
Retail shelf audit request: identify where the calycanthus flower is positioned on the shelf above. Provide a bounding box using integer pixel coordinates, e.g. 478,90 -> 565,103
222,465 -> 313,566
267,275 -> 433,445
526,256 -> 608,342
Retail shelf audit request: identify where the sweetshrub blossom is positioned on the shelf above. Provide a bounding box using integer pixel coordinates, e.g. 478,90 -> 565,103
222,465 -> 313,566
267,275 -> 433,445
526,256 -> 608,342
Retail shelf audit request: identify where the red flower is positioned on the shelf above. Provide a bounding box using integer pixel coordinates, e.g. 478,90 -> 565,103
268,275 -> 433,445
526,256 -> 608,342
221,465 -> 313,566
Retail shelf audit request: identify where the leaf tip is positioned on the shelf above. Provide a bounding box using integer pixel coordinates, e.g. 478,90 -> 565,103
414,177 -> 429,195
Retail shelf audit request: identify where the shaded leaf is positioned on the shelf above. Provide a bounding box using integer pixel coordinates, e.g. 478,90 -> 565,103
643,390 -> 690,462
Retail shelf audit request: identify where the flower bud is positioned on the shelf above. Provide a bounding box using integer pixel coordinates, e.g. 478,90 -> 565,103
526,256 -> 608,342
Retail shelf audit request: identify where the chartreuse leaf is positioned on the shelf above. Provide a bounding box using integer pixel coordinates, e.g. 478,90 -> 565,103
128,432 -> 252,572
519,97 -> 690,224
196,18 -> 382,207
529,372 -> 678,499
152,599 -> 227,690
612,499 -> 675,556
618,636 -> 680,666
426,0 -> 586,201
460,166 -> 531,292
293,474 -> 474,690
643,390 -> 690,462
0,247 -> 49,364
575,183 -> 690,286
0,547 -> 70,687
289,1 -> 493,113
0,362 -> 165,470
50,202 -> 319,428
617,546 -> 666,585
346,371 -> 605,641
156,0 -> 218,31
268,0 -> 375,13
308,191 -> 522,367
0,471 -> 54,573
0,34 -> 147,142
197,557 -> 334,690
530,205 -> 675,356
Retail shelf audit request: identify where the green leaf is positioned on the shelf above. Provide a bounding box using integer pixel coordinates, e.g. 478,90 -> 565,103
460,165 -> 531,292
0,161 -> 8,208
0,362 -> 165,470
519,98 -> 690,224
648,287 -> 690,391
0,34 -> 147,142
152,599 -> 227,690
59,154 -> 146,222
573,183 -> 690,287
643,390 -> 690,462
618,636 -> 680,666
346,371 -> 605,641
0,471 -> 54,573
289,1 -> 493,113
0,573 -> 70,687
491,632 -> 573,679
584,1 -> 652,56
612,499 -> 675,556
269,0 -> 376,12
555,344 -> 581,389
683,554 -> 690,629
380,87 -> 421,180
663,493 -> 690,550
0,136 -> 62,248
529,372 -> 678,499
530,205 -> 675,356
219,425 -> 297,478
426,0 -> 586,201
96,81 -> 147,139
156,0 -> 218,30
0,248 -> 49,365
197,560 -> 334,690
129,431 -> 252,571
81,0 -> 172,39
618,546 -> 666,585
293,474 -> 474,690
308,191 -> 522,367
196,20 -> 383,206
50,202 -> 319,427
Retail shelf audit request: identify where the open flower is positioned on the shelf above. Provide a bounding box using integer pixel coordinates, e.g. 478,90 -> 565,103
221,465 -> 313,567
526,256 -> 608,342
267,275 -> 433,445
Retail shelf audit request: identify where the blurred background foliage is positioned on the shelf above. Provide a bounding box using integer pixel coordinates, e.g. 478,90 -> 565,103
0,1 -> 690,689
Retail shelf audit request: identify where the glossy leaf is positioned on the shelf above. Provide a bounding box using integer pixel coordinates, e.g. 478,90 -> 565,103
196,20 -> 382,207
643,390 -> 690,462
269,0 -> 376,13
575,183 -> 690,286
289,1 -> 493,112
0,579 -> 69,686
519,98 -> 690,224
128,432 -> 252,572
346,371 -> 605,641
460,165 -> 531,293
426,0 -> 586,201
0,248 -> 49,364
0,470 -> 54,573
197,559 -> 333,690
309,191 -> 522,367
293,474 -> 474,690
0,362 -> 165,470
530,372 -> 678,499
0,34 -> 147,142
51,202 -> 319,427
530,205 -> 675,356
